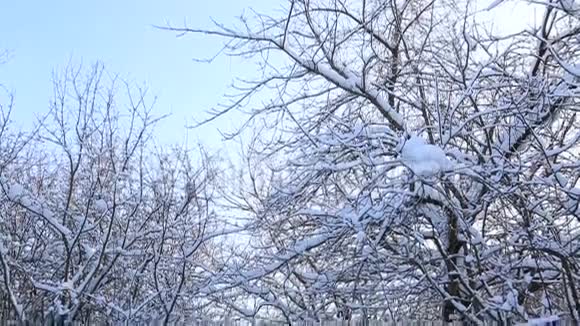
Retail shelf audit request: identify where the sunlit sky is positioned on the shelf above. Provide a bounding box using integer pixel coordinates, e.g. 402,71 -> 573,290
0,0 -> 538,151
0,0 -> 276,151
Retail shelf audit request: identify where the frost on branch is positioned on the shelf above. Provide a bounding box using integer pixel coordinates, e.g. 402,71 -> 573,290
0,63 -> 228,324
170,0 -> 580,323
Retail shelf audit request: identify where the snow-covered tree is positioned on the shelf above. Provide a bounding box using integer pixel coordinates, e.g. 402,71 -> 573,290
0,63 -> 233,324
170,0 -> 580,323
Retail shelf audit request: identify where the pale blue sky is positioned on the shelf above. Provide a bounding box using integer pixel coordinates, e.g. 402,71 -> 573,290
0,0 -> 275,149
0,0 -> 536,151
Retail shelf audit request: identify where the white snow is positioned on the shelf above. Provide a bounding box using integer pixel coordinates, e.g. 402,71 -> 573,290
7,183 -> 24,199
310,61 -> 405,128
362,245 -> 372,257
356,231 -> 365,245
344,75 -> 358,89
20,197 -> 32,207
525,316 -> 560,325
560,60 -> 580,82
554,173 -> 568,186
82,244 -> 96,257
400,136 -> 452,176
465,255 -> 475,263
95,199 -> 108,212
469,227 -> 483,245
486,0 -> 504,11
61,280 -> 74,291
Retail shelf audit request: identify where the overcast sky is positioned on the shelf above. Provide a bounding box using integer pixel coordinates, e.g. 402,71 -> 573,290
0,0 -> 537,151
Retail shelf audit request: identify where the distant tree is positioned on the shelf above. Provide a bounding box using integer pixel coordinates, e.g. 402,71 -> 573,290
0,53 -> 36,323
0,63 -> 233,324
168,0 -> 580,323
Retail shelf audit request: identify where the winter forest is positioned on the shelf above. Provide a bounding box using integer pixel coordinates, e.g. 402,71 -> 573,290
1,0 -> 580,324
